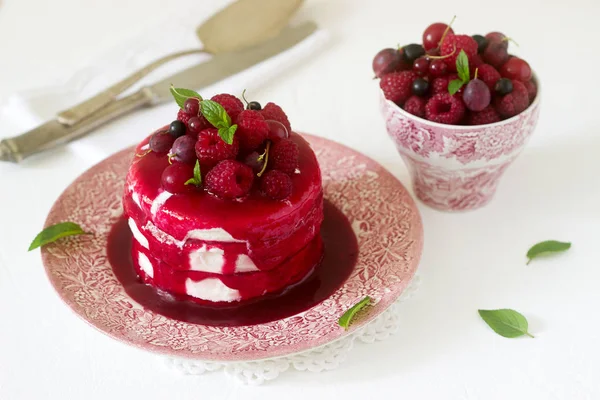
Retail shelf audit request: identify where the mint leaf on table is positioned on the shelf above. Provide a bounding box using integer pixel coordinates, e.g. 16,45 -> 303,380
455,49 -> 470,82
478,309 -> 534,338
338,296 -> 372,330
170,86 -> 203,109
448,79 -> 465,95
200,99 -> 237,145
526,240 -> 571,265
28,222 -> 89,251
185,160 -> 202,187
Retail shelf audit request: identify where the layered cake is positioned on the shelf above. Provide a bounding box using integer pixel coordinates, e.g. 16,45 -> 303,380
123,90 -> 324,304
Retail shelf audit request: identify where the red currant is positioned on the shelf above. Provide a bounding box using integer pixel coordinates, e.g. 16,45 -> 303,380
482,41 -> 509,68
499,57 -> 532,82
184,98 -> 200,116
265,120 -> 289,142
161,162 -> 195,193
428,59 -> 448,77
485,32 -> 508,49
423,23 -> 453,51
412,57 -> 430,76
187,116 -> 207,137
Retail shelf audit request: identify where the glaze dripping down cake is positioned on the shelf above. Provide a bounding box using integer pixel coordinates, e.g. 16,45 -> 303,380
122,90 -> 324,304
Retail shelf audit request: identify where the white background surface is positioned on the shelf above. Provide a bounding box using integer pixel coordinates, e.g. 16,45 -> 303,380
1,0 -> 600,399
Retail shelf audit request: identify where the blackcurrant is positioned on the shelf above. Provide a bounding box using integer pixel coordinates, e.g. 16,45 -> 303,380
169,120 -> 187,138
495,78 -> 513,95
412,78 -> 430,97
402,44 -> 425,64
247,101 -> 262,111
472,34 -> 488,53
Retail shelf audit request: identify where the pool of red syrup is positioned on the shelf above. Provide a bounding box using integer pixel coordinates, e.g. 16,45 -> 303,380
107,200 -> 358,327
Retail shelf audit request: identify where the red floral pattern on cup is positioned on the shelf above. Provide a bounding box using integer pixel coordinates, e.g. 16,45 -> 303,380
380,89 -> 540,211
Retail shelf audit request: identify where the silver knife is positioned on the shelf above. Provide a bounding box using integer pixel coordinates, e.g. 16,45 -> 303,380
0,21 -> 317,163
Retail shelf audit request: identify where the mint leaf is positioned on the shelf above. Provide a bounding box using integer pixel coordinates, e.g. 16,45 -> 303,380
338,296 -> 372,330
170,86 -> 202,109
28,222 -> 89,251
218,125 -> 237,145
478,309 -> 534,338
456,49 -> 470,83
448,79 -> 465,95
201,99 -> 232,130
185,160 -> 202,187
526,240 -> 571,265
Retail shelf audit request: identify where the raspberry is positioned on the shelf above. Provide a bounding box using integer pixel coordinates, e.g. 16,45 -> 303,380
466,106 -> 501,125
425,93 -> 466,124
270,138 -> 299,175
380,71 -> 418,105
494,79 -> 529,118
440,34 -> 478,72
403,96 -> 426,118
260,102 -> 292,133
260,170 -> 293,200
432,77 -> 450,94
235,110 -> 269,152
205,160 -> 254,199
195,128 -> 239,166
524,80 -> 537,102
477,64 -> 501,92
177,108 -> 192,126
211,93 -> 244,120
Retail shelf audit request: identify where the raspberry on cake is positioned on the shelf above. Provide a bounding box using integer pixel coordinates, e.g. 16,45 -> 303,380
373,17 -> 538,125
123,88 -> 324,304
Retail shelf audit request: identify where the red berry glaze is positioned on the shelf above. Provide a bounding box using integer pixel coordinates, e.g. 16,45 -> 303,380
161,162 -> 196,194
423,23 -> 454,51
499,57 -> 532,82
235,110 -> 269,152
440,34 -> 478,72
494,79 -> 529,118
380,71 -> 418,105
195,128 -> 239,166
261,170 -> 293,200
404,96 -> 426,118
270,138 -> 299,175
425,93 -> 466,124
211,93 -> 244,120
205,160 -> 254,199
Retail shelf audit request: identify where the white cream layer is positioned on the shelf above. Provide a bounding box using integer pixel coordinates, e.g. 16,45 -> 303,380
129,218 -> 258,274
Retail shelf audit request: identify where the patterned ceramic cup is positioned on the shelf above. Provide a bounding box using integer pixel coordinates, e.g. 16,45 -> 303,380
380,86 -> 541,211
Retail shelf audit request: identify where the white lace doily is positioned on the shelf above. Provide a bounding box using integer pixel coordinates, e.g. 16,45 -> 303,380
164,275 -> 421,385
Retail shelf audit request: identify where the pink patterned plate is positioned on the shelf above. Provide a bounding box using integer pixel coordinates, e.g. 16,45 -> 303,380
41,134 -> 423,362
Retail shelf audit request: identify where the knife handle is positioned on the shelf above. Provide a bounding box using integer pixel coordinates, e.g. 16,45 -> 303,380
0,88 -> 155,163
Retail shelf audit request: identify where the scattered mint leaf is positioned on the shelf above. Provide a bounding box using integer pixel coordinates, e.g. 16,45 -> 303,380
185,160 -> 202,187
338,296 -> 372,330
218,125 -> 237,145
201,99 -> 231,129
28,222 -> 89,251
170,86 -> 202,109
526,240 -> 571,265
448,79 -> 465,95
478,309 -> 534,338
456,49 -> 470,83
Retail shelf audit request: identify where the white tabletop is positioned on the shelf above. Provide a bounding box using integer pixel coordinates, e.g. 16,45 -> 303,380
1,0 -> 600,398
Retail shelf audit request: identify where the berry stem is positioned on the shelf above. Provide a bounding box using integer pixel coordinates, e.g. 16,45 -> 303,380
438,15 -> 456,47
474,67 -> 479,80
136,149 -> 152,158
502,37 -> 520,47
257,141 -> 271,178
241,89 -> 249,106
427,45 -> 456,60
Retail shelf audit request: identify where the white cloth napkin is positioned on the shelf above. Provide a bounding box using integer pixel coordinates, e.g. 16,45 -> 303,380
0,2 -> 328,164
